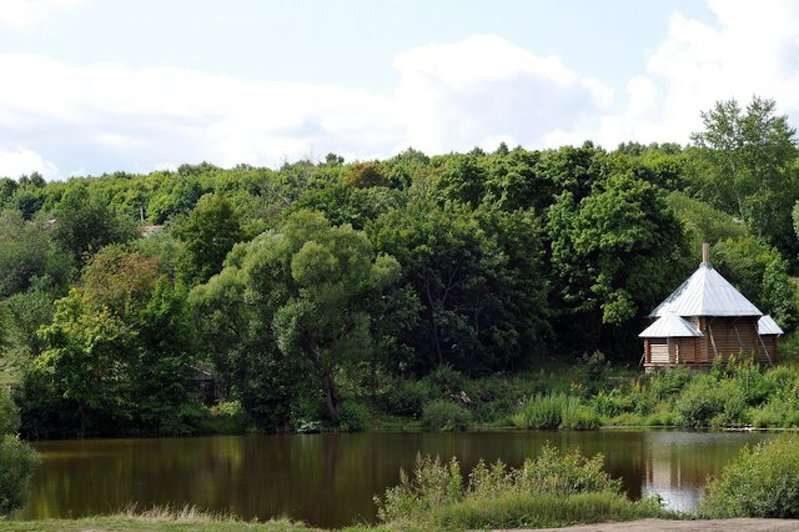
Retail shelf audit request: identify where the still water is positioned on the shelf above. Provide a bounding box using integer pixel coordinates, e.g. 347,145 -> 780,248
20,430 -> 773,528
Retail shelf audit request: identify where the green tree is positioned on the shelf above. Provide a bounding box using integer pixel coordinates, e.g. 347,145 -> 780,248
369,192 -> 550,373
712,236 -> 798,330
176,194 -> 242,285
691,97 -> 799,257
547,174 -> 690,354
0,210 -> 74,297
191,210 -> 399,425
24,246 -> 197,436
51,184 -> 135,262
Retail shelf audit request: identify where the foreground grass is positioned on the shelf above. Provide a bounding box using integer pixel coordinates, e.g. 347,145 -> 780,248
1,506 -> 315,531
373,492 -> 673,531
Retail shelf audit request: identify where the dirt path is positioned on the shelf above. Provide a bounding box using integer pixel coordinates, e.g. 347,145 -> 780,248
520,518 -> 799,531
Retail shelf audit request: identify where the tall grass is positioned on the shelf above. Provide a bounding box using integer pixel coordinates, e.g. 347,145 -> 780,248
511,393 -> 600,430
375,445 -> 667,529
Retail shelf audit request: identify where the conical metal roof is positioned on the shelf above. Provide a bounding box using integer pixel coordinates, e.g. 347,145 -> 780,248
639,313 -> 704,338
649,262 -> 762,318
758,315 -> 784,336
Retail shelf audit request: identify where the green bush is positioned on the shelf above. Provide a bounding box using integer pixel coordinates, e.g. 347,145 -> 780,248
0,387 -> 39,516
593,389 -> 634,418
338,400 -> 369,432
376,445 -> 665,529
645,367 -> 692,400
748,389 -> 799,428
0,434 -> 39,515
702,434 -> 799,518
421,400 -> 472,431
376,454 -> 463,523
427,364 -> 467,394
675,376 -> 746,428
511,393 -> 599,430
378,379 -> 431,417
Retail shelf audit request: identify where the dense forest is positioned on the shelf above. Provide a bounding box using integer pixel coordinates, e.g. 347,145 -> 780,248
2,96 -> 799,437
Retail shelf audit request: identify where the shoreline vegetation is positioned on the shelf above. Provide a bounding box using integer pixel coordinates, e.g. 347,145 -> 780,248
6,435 -> 799,530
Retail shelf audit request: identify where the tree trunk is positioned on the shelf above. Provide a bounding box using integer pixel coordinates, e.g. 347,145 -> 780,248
321,370 -> 341,424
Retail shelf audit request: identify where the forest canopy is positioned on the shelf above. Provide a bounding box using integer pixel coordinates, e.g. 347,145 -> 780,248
2,96 -> 799,436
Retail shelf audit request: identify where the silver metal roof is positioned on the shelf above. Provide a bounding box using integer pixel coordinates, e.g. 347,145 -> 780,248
649,262 -> 762,318
639,313 -> 704,338
758,315 -> 784,336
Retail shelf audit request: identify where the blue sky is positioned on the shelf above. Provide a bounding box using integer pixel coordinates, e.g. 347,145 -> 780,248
0,0 -> 794,178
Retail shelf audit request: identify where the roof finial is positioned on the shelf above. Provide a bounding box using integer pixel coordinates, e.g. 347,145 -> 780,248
702,242 -> 710,264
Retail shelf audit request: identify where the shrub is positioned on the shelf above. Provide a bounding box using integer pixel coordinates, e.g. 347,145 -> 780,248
645,367 -> 692,400
378,379 -> 430,417
0,435 -> 39,515
675,376 -> 746,428
421,400 -> 472,431
578,351 -> 610,395
376,454 -> 462,523
593,389 -> 634,418
338,400 -> 369,432
510,445 -> 620,495
511,393 -> 599,430
748,388 -> 799,428
561,398 -> 601,430
376,445 -> 665,529
702,434 -> 799,518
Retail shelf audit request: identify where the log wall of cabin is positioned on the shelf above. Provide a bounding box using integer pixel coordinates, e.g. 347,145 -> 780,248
757,336 -> 779,364
649,339 -> 669,364
692,316 -> 759,362
676,337 -> 698,363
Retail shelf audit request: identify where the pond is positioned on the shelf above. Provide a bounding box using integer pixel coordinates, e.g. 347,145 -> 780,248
19,430 -> 773,528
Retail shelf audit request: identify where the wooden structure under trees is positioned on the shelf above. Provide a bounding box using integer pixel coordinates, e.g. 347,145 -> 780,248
640,244 -> 783,371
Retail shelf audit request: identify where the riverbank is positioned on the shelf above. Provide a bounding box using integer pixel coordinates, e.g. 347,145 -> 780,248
360,354 -> 799,433
6,516 -> 799,531
527,518 -> 799,531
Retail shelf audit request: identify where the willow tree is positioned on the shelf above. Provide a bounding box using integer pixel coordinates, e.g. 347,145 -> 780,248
191,210 -> 399,425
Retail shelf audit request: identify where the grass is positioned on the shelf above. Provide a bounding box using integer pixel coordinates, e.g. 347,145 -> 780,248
1,505 -> 315,531
371,445 -> 675,529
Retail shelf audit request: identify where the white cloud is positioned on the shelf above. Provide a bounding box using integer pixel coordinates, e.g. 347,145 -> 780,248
0,145 -> 57,178
393,34 -> 613,153
0,0 -> 87,28
580,0 -> 799,147
8,3 -> 799,179
0,35 -> 616,178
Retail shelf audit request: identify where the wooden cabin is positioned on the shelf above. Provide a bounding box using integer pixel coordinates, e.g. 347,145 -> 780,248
640,244 -> 783,371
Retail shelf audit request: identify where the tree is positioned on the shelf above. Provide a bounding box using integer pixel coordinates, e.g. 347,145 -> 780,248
176,194 -> 242,285
368,192 -> 550,374
52,184 -> 135,262
691,97 -> 799,257
191,210 -> 399,425
25,246 -> 196,436
343,162 -> 389,188
547,174 -> 690,355
712,236 -> 798,330
0,210 -> 74,297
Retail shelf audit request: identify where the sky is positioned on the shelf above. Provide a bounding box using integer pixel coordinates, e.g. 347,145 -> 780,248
0,0 -> 798,179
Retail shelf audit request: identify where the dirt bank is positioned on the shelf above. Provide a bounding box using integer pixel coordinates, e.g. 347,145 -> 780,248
522,518 -> 799,531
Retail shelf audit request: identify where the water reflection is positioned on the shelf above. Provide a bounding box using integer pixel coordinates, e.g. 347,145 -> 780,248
19,430 -> 773,528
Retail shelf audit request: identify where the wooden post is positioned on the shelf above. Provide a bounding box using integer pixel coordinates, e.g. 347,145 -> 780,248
702,242 -> 710,263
